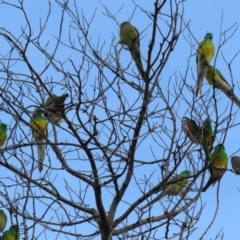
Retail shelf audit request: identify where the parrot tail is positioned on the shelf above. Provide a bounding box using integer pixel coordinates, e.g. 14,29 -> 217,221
231,94 -> 240,108
222,89 -> 240,108
37,139 -> 46,172
202,181 -> 211,192
202,178 -> 216,192
131,46 -> 147,80
132,47 -> 143,68
196,70 -> 205,97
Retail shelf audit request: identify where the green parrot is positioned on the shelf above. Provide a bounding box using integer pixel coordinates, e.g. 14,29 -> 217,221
196,33 -> 215,97
2,225 -> 20,240
202,144 -> 228,192
201,118 -> 213,151
160,170 -> 190,197
0,123 -> 7,147
205,65 -> 240,107
30,108 -> 48,172
231,156 -> 240,174
0,210 -> 7,232
182,117 -> 213,150
141,170 -> 190,210
119,22 -> 143,71
44,93 -> 69,124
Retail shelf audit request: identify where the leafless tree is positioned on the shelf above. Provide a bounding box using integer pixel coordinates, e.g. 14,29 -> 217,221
0,0 -> 238,239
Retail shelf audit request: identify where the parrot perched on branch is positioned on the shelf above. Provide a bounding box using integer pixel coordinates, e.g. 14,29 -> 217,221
141,170 -> 190,210
119,21 -> 145,77
205,65 -> 240,108
231,156 -> 240,174
182,117 -> 202,144
30,108 -> 48,172
196,33 -> 215,96
202,144 -> 228,192
182,117 -> 213,150
160,170 -> 190,197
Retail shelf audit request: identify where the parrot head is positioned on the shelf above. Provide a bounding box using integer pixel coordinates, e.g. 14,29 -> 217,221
204,33 -> 213,40
214,144 -> 225,151
120,21 -> 131,29
10,225 -> 19,231
203,118 -> 212,130
33,107 -> 44,116
180,170 -> 190,177
0,123 -> 7,131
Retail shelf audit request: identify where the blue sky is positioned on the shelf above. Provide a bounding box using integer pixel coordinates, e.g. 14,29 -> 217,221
0,0 -> 240,239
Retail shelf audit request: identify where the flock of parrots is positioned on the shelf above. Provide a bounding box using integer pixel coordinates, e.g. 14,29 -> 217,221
29,93 -> 69,172
0,22 -> 239,238
0,94 -> 68,238
119,22 -> 240,197
0,93 -> 69,172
